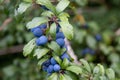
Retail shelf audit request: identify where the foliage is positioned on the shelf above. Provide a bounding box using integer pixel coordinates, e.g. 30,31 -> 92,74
0,0 -> 120,80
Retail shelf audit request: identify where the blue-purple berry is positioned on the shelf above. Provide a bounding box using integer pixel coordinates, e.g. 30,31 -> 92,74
56,38 -> 65,47
61,53 -> 69,60
36,36 -> 48,46
47,65 -> 54,73
53,64 -> 61,72
32,28 -> 43,37
50,57 -> 57,65
56,32 -> 65,39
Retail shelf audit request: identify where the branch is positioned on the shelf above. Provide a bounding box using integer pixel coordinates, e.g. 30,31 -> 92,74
115,28 -> 120,36
0,45 -> 24,56
65,38 -> 80,64
0,18 -> 12,31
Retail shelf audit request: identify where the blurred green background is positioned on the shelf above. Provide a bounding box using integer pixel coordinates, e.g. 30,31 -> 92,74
0,0 -> 120,80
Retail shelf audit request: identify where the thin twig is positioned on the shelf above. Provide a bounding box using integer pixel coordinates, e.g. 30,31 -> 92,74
0,18 -> 12,31
65,38 -> 80,64
115,28 -> 120,36
0,45 -> 24,56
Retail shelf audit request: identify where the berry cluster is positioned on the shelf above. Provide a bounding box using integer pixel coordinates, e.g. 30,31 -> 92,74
31,24 -> 48,46
81,48 -> 95,55
42,53 -> 69,74
31,22 -> 70,75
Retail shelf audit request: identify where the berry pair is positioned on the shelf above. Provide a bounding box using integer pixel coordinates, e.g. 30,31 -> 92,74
31,24 -> 48,46
55,26 -> 65,48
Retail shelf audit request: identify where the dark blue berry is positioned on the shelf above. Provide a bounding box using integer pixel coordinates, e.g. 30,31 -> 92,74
36,36 -> 48,46
32,28 -> 43,37
56,32 -> 65,39
81,48 -> 95,55
43,60 -> 51,67
50,57 -> 57,65
53,64 -> 61,72
56,25 -> 60,33
82,24 -> 89,29
81,48 -> 90,55
42,65 -> 48,72
40,24 -> 47,29
61,53 -> 69,60
95,34 -> 102,41
31,26 -> 40,32
90,50 -> 95,55
56,38 -> 65,47
47,65 -> 54,73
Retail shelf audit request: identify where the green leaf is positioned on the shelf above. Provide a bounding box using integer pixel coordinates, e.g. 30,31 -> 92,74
93,64 -> 105,75
61,58 -> 69,69
66,66 -> 82,75
98,64 -> 105,75
64,74 -> 73,80
38,57 -> 49,69
34,48 -> 49,59
93,66 -> 100,74
59,22 -> 73,40
53,56 -> 62,65
23,38 -> 36,56
56,0 -> 70,13
48,73 -> 58,80
47,41 -> 61,55
58,12 -> 69,23
60,74 -> 66,80
26,17 -> 48,29
41,11 -> 54,17
15,2 -> 31,15
86,35 -> 96,49
23,0 -> 32,3
75,0 -> 88,6
75,29 -> 87,44
106,68 -> 115,79
100,43 -> 113,55
49,23 -> 57,38
80,59 -> 91,73
36,0 -> 56,13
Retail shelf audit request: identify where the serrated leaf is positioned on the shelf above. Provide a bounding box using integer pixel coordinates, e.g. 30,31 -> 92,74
59,22 -> 73,40
26,17 -> 48,29
56,0 -> 70,13
23,38 -> 36,56
36,0 -> 56,13
66,66 -> 82,75
49,23 -> 57,38
106,68 -> 115,79
47,41 -> 61,55
86,35 -> 96,49
38,57 -> 49,69
80,59 -> 91,73
48,73 -> 58,80
41,11 -> 54,17
61,58 -> 69,69
15,2 -> 31,15
34,48 -> 49,59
